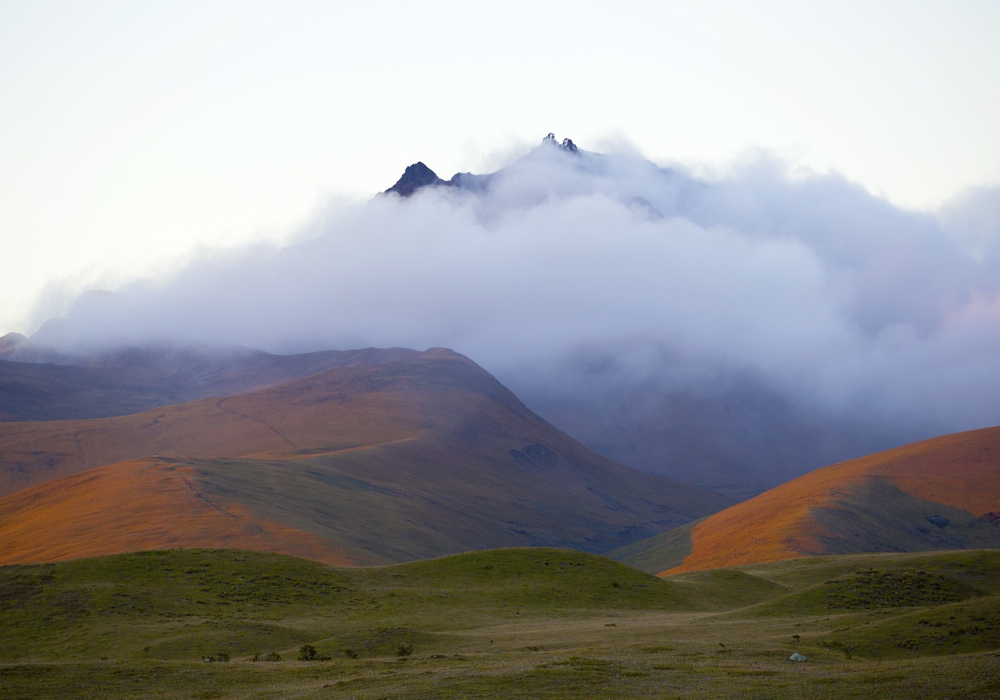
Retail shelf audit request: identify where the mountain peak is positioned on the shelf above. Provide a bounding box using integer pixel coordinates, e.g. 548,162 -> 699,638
384,162 -> 446,197
541,132 -> 579,153
384,134 -> 583,199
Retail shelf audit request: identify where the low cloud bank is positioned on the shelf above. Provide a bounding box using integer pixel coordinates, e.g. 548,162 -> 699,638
28,139 -> 1000,438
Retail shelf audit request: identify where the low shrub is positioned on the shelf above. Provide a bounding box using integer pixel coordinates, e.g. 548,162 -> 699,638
298,644 -> 331,661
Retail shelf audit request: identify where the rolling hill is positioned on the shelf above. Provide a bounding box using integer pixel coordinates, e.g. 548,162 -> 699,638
0,348 -> 732,565
2,546 -> 998,699
608,426 -> 1000,574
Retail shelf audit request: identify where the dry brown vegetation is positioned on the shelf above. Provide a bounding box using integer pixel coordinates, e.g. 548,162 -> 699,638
0,459 -> 369,566
0,349 -> 731,566
657,426 -> 1000,574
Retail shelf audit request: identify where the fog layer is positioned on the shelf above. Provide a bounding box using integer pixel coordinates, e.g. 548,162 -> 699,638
26,139 -> 1000,492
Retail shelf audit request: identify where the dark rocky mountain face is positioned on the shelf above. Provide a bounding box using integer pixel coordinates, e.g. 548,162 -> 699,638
384,162 -> 446,197
383,133 -> 579,199
542,132 -> 579,152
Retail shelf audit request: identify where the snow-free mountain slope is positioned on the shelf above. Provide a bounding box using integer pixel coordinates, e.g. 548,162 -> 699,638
0,348 -> 732,564
640,426 -> 1000,575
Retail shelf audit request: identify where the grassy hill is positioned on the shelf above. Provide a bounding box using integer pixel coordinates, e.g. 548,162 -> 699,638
609,426 -> 1000,575
1,547 -> 998,699
0,349 -> 731,565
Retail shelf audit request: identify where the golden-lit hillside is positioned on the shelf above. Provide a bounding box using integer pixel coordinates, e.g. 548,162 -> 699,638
0,458 -> 371,566
655,426 -> 1000,575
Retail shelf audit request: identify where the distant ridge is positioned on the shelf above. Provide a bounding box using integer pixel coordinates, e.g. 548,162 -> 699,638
0,345 -> 419,422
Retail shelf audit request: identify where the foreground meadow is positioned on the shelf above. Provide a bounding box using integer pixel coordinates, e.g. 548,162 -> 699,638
1,547 -> 998,698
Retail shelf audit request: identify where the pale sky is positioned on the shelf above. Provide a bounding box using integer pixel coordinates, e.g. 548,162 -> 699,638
2,0 -> 999,334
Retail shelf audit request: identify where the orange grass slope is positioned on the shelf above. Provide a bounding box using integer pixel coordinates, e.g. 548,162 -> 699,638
0,457 -> 373,566
661,426 -> 1000,575
0,347 -> 732,565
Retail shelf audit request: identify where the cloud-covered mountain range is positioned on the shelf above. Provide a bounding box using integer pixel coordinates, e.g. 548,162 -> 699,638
15,135 -> 1000,497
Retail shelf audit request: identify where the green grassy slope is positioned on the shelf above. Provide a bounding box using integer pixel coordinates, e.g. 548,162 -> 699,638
0,547 -> 714,663
2,547 -> 1000,699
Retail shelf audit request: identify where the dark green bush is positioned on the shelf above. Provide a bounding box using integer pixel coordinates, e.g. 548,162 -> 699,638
298,644 -> 330,661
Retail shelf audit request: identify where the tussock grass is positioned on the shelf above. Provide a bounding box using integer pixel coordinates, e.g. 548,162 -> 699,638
1,547 -> 998,698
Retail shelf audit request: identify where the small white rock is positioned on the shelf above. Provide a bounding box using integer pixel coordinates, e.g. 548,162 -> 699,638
789,653 -> 806,662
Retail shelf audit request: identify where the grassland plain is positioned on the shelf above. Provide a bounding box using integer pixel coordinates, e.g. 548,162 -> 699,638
1,547 -> 999,698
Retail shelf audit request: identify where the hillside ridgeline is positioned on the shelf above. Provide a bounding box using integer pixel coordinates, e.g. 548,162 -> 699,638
0,341 -> 418,422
